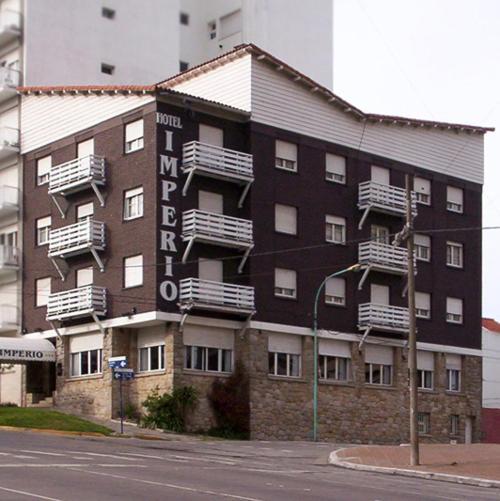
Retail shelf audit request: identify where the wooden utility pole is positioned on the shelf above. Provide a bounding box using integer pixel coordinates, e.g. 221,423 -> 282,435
405,174 -> 419,466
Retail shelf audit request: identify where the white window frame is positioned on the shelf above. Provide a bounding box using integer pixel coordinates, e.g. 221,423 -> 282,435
447,186 -> 464,213
35,277 -> 51,307
70,349 -> 103,377
414,234 -> 431,262
124,119 -> 144,154
274,204 -> 297,235
365,363 -> 393,386
124,186 -> 144,220
417,369 -> 434,390
325,153 -> 346,184
268,351 -> 301,378
319,355 -> 351,381
76,202 -> 94,223
124,254 -> 143,288
274,268 -> 297,299
325,215 -> 346,244
446,368 -> 461,392
414,177 -> 431,205
371,225 -> 390,244
418,412 -> 431,435
446,297 -> 463,324
415,292 -> 431,319
184,345 -> 232,373
36,216 -> 51,246
275,140 -> 297,172
138,345 -> 165,372
446,241 -> 463,268
36,155 -> 51,186
325,276 -> 346,306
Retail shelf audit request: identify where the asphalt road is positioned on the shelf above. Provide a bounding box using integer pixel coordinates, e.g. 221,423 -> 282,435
0,431 -> 497,500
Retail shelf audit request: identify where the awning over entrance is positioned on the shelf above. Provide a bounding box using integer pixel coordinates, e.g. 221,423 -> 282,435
0,337 -> 56,363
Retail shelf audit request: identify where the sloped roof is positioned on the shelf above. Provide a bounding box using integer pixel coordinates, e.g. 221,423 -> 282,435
483,318 -> 500,333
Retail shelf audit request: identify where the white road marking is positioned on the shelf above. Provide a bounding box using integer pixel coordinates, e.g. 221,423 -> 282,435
13,455 -> 37,459
18,450 -> 66,457
0,485 -> 63,501
67,467 -> 264,501
119,452 -> 187,462
172,454 -> 236,465
0,463 -> 146,468
66,451 -> 141,461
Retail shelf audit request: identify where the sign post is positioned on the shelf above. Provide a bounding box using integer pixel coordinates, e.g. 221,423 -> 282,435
108,357 -> 134,434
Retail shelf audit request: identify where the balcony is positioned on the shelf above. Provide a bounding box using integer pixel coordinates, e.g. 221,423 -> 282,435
358,241 -> 412,275
0,127 -> 19,161
358,303 -> 409,334
46,286 -> 107,322
358,181 -> 416,229
182,141 -> 254,207
0,185 -> 19,218
0,67 -> 20,103
179,278 -> 255,316
48,219 -> 105,279
0,244 -> 19,277
0,10 -> 21,46
0,305 -> 19,333
181,209 -> 253,271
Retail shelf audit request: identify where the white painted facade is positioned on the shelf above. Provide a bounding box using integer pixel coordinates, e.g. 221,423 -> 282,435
483,325 -> 500,409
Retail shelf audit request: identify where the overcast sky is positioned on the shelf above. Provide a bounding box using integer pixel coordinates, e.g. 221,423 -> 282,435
334,0 -> 500,318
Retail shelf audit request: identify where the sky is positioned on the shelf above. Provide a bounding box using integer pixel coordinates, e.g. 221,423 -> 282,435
333,0 -> 500,318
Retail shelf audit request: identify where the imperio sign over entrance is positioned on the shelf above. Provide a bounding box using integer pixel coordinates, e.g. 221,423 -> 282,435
156,111 -> 182,305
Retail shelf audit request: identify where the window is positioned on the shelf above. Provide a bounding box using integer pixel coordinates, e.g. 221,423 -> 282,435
447,186 -> 464,213
101,63 -> 115,75
220,9 -> 242,39
36,216 -> 51,246
446,241 -> 463,268
446,297 -> 463,324
446,354 -> 462,392
365,345 -> 393,385
325,153 -> 346,184
275,140 -> 297,172
71,349 -> 102,377
275,204 -> 297,235
417,351 -> 434,390
371,225 -> 390,244
185,346 -> 232,373
414,234 -> 431,262
199,190 -> 223,214
76,202 -> 94,223
180,12 -> 189,25
319,356 -> 351,381
325,215 -> 346,244
125,119 -> 144,153
199,258 -> 223,282
124,254 -> 143,288
418,412 -> 431,435
76,267 -> 93,288
0,230 -> 17,247
450,415 -> 459,435
415,292 -> 431,319
371,165 -> 390,184
35,277 -> 51,307
77,138 -> 94,158
139,345 -> 165,372
325,277 -> 346,306
123,186 -> 144,220
268,352 -> 301,377
414,177 -> 431,205
36,155 -> 51,186
199,124 -> 223,147
179,61 -> 189,72
274,268 -> 297,299
102,7 -> 115,19
208,20 -> 217,39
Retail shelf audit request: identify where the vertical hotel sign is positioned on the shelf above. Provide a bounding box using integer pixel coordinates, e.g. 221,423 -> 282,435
156,111 -> 183,305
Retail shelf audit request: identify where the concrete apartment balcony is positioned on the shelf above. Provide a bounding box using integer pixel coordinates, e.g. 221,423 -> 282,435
0,10 -> 21,46
46,285 -> 107,322
358,303 -> 409,334
0,185 -> 19,218
358,241 -> 411,275
358,181 -> 417,229
182,141 -> 254,207
0,67 -> 20,103
0,305 -> 19,333
0,127 -> 19,161
179,278 -> 255,316
0,244 -> 19,277
181,209 -> 253,271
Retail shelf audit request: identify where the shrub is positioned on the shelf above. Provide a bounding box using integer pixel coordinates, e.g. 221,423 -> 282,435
124,403 -> 140,423
207,360 -> 250,439
141,386 -> 197,432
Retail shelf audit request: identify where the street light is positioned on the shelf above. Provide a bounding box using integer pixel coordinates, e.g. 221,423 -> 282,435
312,263 -> 362,442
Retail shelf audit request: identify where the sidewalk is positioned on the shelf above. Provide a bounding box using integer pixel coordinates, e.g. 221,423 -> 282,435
331,443 -> 500,487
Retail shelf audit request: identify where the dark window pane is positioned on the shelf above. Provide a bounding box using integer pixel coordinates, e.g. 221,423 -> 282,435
365,363 -> 371,383
185,346 -> 192,369
290,354 -> 300,377
221,350 -> 232,372
207,348 -> 219,371
318,355 -> 325,379
268,352 -> 275,375
372,365 -> 381,384
193,346 -> 204,370
140,347 -> 148,371
338,358 -> 349,381
326,356 -> 336,379
277,352 -> 287,376
90,350 -> 98,374
81,352 -> 89,375
160,345 -> 165,370
382,365 -> 392,385
150,346 -> 159,370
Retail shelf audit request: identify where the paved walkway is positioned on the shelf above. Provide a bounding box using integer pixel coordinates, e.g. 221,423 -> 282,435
335,443 -> 500,481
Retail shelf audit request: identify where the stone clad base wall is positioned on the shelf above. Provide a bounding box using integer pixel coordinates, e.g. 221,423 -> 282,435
53,324 -> 482,443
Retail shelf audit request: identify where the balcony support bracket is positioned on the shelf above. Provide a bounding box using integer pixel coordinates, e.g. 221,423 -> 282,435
182,169 -> 196,197
91,312 -> 105,336
358,326 -> 372,351
358,205 -> 371,230
48,321 -> 62,339
90,181 -> 105,207
238,312 -> 254,338
238,245 -> 253,274
179,311 -> 189,332
90,247 -> 105,273
50,194 -> 67,219
182,237 -> 195,264
238,181 -> 253,208
357,265 -> 371,291
50,257 -> 66,281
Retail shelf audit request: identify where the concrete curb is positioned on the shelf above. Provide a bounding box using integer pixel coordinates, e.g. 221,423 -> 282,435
0,425 -> 107,438
329,448 -> 500,490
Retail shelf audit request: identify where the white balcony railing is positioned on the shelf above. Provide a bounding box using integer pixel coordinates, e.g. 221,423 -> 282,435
179,278 -> 255,315
48,219 -> 105,258
46,286 -> 107,322
358,241 -> 411,275
0,127 -> 19,157
182,209 -> 253,248
358,181 -> 417,219
358,303 -> 409,333
0,67 -> 20,102
0,304 -> 19,332
0,244 -> 19,272
0,185 -> 19,217
0,9 -> 22,45
49,155 -> 105,196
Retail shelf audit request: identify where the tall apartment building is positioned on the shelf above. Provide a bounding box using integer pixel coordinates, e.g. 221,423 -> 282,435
0,0 -> 333,404
17,45 -> 489,442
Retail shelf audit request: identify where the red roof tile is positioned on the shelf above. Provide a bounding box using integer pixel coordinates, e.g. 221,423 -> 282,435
483,318 -> 500,333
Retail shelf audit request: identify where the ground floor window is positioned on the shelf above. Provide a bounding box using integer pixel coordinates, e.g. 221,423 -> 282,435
418,369 -> 433,390
139,345 -> 165,372
418,412 -> 431,435
268,352 -> 301,377
184,346 -> 232,373
450,415 -> 459,435
319,355 -> 351,381
447,369 -> 461,392
365,363 -> 392,385
71,349 -> 102,377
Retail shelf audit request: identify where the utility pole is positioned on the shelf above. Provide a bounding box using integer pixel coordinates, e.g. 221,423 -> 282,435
405,174 -> 419,466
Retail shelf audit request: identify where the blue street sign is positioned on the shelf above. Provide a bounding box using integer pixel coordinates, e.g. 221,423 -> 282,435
113,368 -> 135,380
108,356 -> 127,369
